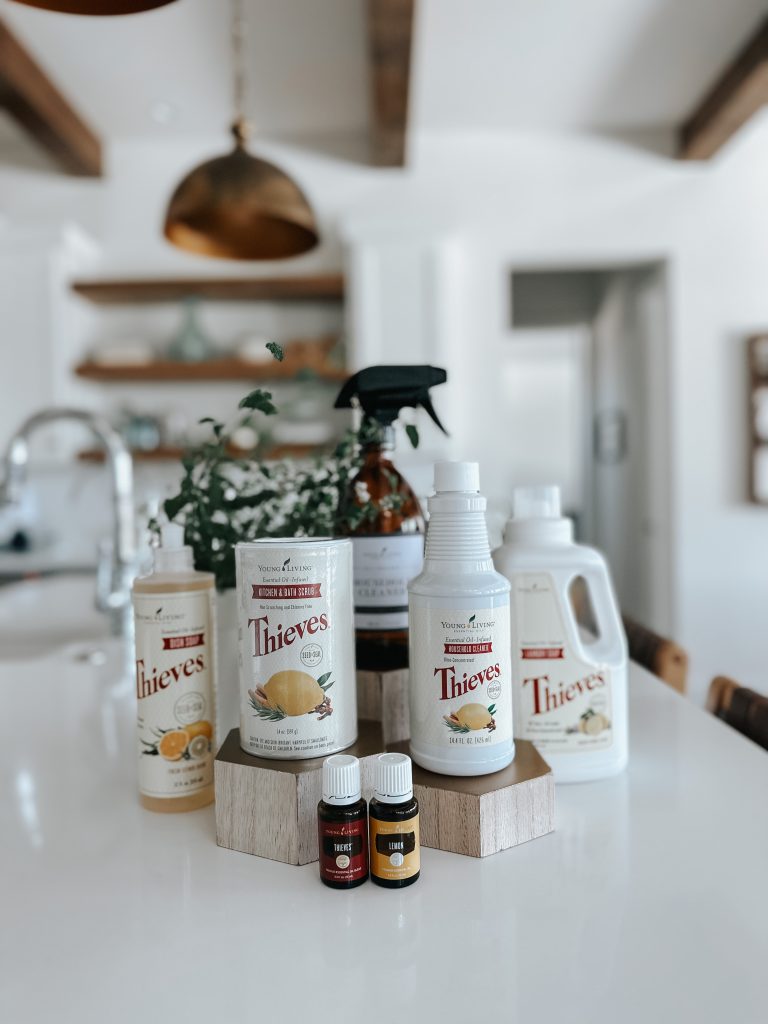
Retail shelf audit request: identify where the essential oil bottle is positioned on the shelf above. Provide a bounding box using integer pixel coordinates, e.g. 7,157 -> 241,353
369,753 -> 420,888
317,755 -> 368,889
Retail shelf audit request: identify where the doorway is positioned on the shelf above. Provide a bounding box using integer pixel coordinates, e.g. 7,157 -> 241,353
509,263 -> 672,633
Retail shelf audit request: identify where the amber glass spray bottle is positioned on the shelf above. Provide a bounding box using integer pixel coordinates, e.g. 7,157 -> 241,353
335,365 -> 448,671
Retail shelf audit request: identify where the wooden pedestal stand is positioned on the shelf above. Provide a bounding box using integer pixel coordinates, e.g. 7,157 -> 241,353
387,739 -> 554,857
215,721 -> 385,866
215,720 -> 554,865
355,668 -> 410,744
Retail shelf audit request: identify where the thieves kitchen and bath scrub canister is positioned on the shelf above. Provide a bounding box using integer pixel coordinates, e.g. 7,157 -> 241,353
408,462 -> 514,776
317,754 -> 368,889
236,538 -> 357,760
369,753 -> 420,888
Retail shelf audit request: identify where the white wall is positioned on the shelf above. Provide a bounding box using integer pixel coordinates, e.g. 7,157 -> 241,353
3,118 -> 768,702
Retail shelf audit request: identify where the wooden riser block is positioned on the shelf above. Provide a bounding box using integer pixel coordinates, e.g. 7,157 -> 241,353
355,669 -> 410,744
215,720 -> 554,865
389,740 -> 555,858
214,722 -> 384,866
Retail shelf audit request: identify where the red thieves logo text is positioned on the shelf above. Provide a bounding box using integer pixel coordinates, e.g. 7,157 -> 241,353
136,655 -> 205,700
435,662 -> 501,701
248,613 -> 329,657
523,672 -> 605,715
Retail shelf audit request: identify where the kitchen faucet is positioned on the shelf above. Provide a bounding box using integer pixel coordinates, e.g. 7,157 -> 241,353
0,408 -> 136,631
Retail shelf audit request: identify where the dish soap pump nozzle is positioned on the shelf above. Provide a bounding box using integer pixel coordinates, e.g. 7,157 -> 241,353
154,521 -> 194,573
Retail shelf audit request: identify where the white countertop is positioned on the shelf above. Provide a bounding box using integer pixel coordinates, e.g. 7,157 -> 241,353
1,640 -> 767,1024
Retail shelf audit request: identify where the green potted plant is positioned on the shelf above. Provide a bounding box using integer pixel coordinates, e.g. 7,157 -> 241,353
159,346 -> 401,732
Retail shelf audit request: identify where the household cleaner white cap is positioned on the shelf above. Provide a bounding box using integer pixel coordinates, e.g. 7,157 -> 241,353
374,752 -> 413,803
504,485 -> 572,543
322,754 -> 362,805
426,461 -> 489,560
154,521 -> 194,572
434,461 -> 480,493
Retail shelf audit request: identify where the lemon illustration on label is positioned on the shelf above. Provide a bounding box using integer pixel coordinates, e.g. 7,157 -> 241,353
443,702 -> 498,734
248,670 -> 334,721
185,720 -> 213,741
578,709 -> 611,735
187,734 -> 210,758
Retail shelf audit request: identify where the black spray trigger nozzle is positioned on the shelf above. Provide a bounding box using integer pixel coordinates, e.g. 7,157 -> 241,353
334,365 -> 448,435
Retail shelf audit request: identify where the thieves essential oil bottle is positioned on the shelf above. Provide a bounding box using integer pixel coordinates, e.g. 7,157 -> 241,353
318,755 -> 369,889
369,753 -> 420,888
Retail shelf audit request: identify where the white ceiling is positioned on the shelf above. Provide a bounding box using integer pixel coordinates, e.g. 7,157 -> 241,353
413,0 -> 768,132
0,0 -> 368,139
0,0 -> 765,143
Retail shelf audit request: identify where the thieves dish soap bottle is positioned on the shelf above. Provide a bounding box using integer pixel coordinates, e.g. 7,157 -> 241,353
335,365 -> 448,671
131,523 -> 216,812
493,486 -> 628,782
408,462 -> 513,776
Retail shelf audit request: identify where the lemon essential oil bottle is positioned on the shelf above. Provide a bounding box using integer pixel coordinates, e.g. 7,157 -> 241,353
369,753 -> 420,888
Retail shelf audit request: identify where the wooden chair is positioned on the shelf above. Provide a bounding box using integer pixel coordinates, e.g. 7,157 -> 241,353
622,616 -> 689,694
707,676 -> 768,752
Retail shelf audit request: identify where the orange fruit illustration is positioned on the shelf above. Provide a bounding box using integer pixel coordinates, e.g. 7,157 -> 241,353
158,730 -> 189,761
185,720 -> 213,741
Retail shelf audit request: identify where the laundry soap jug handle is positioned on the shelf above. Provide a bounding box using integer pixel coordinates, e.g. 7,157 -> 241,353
565,563 -> 627,666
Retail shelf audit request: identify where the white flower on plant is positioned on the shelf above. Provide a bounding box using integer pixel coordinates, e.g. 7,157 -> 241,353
354,481 -> 371,504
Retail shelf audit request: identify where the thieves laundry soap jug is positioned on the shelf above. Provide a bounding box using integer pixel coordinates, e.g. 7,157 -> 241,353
493,486 -> 628,783
408,462 -> 513,776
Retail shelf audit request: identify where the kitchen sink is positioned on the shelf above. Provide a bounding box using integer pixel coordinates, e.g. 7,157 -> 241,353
0,573 -> 112,660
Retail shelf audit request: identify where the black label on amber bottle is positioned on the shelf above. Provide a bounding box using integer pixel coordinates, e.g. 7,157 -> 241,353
370,815 -> 420,882
374,831 -> 416,856
318,818 -> 368,885
322,834 -> 364,858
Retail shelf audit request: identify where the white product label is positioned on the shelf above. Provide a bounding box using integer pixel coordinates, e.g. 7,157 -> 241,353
514,573 -> 613,753
237,542 -> 357,759
133,590 -> 216,799
409,604 -> 512,751
352,534 -> 424,630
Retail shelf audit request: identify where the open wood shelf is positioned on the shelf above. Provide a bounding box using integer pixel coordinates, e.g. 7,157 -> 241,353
78,442 -> 325,464
73,356 -> 348,384
71,273 -> 345,305
78,446 -> 185,463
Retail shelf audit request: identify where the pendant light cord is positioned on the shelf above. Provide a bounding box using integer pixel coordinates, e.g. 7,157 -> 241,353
231,0 -> 248,144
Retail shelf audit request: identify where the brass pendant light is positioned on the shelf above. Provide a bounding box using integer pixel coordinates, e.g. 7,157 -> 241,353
8,1 -> 176,13
163,0 -> 319,261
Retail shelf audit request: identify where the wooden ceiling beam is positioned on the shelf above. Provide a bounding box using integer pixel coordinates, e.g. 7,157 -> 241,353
680,16 -> 768,160
0,17 -> 102,176
367,0 -> 415,166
